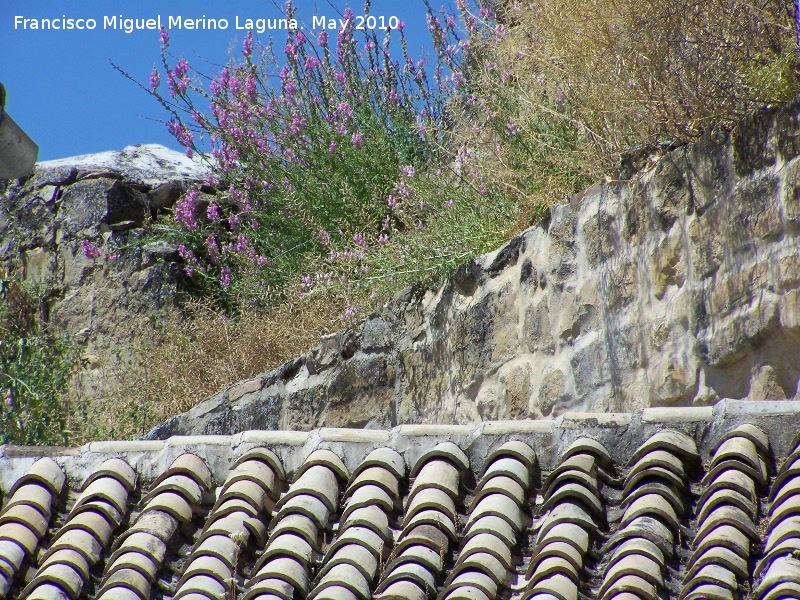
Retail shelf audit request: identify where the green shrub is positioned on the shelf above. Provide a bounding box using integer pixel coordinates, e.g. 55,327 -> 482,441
0,277 -> 78,445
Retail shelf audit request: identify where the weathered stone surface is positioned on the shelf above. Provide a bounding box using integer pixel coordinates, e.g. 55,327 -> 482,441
145,98 -> 800,438
0,144 -> 209,407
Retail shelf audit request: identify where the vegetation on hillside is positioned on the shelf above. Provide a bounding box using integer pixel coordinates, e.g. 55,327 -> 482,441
4,0 -> 797,443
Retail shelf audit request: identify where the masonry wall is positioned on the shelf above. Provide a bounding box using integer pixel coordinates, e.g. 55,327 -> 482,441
148,99 -> 800,438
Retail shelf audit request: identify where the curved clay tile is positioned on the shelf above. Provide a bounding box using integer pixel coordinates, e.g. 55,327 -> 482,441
697,468 -> 757,506
601,516 -> 674,558
339,485 -> 394,523
312,586 -> 359,600
481,440 -> 536,474
314,542 -> 379,583
620,494 -> 680,530
279,465 -> 340,512
621,480 -> 685,516
347,447 -> 405,481
20,562 -> 85,597
526,540 -> 583,579
344,466 -> 400,500
598,553 -> 663,596
627,430 -> 698,467
339,504 -> 392,540
446,551 -> 508,587
458,532 -> 513,569
469,475 -> 525,510
403,487 -> 457,526
440,586 -> 492,600
178,554 -> 231,583
310,563 -> 371,599
271,493 -> 330,529
71,477 -> 129,516
599,572 -> 657,600
102,550 -> 159,583
7,458 -> 65,497
478,457 -> 530,489
2,482 -> 53,517
409,441 -> 470,478
622,466 -> 684,497
409,459 -> 461,500
521,572 -> 576,600
80,458 -> 137,492
399,507 -> 458,542
151,453 -> 213,490
375,561 -> 437,595
542,482 -> 604,518
528,555 -> 580,586
252,533 -> 315,570
233,446 -> 285,481
219,460 -> 278,500
559,437 -> 612,470
542,468 -> 598,501
141,474 -> 202,505
248,555 -> 309,594
533,522 -> 590,556
712,424 -> 769,457
243,576 -> 295,600
294,449 -> 349,482
682,584 -> 734,600
535,503 -> 595,547
373,579 -> 427,600
684,545 -> 748,582
701,456 -> 767,489
463,493 -> 522,533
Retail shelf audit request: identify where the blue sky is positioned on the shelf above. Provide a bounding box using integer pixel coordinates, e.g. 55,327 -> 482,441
1,0 -> 442,161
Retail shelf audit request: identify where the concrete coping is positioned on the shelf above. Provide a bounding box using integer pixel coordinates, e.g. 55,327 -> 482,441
3,400 -> 800,492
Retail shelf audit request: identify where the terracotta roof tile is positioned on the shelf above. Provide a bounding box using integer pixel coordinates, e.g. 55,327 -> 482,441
6,406 -> 800,599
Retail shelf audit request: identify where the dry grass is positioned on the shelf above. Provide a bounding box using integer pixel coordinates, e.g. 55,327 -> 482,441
447,0 -> 798,217
70,290 -> 348,440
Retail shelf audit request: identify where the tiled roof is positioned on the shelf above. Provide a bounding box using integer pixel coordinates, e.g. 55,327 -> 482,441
3,400 -> 800,600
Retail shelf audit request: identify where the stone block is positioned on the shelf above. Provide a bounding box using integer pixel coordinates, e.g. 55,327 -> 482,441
228,377 -> 264,402
731,105 -> 778,176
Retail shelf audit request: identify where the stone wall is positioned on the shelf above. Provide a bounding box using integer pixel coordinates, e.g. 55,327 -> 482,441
147,99 -> 800,438
0,145 -> 207,399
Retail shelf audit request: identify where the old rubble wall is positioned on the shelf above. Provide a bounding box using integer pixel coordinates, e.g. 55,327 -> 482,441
147,98 -> 800,438
0,144 -> 209,400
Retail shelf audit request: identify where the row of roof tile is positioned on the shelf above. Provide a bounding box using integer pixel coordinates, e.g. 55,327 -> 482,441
4,418 -> 800,599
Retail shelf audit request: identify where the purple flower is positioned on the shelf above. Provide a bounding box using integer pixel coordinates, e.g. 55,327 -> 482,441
149,67 -> 160,91
220,266 -> 231,289
318,30 -> 328,46
242,31 -> 253,58
175,189 -> 198,230
81,240 -> 102,260
318,230 -> 331,245
402,165 -> 415,178
207,203 -> 220,221
160,27 -> 169,45
353,233 -> 366,248
351,132 -> 364,148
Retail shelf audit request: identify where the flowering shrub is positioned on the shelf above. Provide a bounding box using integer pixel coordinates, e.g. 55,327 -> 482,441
145,2 -> 483,314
